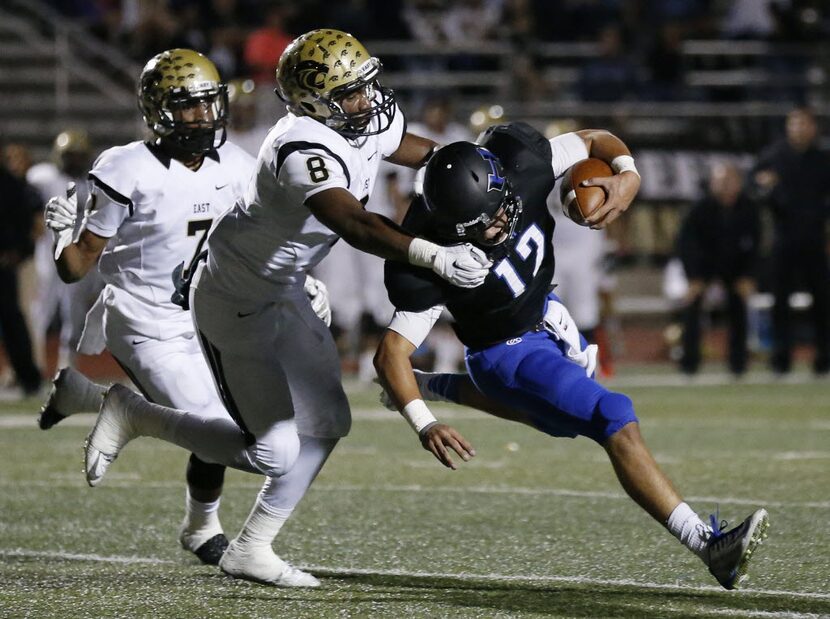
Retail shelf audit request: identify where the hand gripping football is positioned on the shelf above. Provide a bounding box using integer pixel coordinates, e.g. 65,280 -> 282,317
559,158 -> 613,226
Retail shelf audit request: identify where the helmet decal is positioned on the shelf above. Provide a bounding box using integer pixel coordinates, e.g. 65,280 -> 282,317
476,147 -> 506,192
296,60 -> 329,90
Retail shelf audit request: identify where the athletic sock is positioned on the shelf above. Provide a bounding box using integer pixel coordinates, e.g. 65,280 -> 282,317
666,501 -> 712,560
184,488 -> 222,534
56,370 -> 106,415
235,498 -> 293,549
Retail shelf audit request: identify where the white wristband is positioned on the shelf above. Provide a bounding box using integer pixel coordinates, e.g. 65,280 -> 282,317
401,399 -> 438,434
610,155 -> 639,178
407,237 -> 440,269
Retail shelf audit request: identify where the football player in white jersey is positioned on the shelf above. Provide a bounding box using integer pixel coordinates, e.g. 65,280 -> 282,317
79,29 -> 497,587
40,49 -> 258,566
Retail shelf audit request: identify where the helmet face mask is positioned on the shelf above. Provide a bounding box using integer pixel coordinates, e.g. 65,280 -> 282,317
423,143 -> 524,250
138,49 -> 228,155
276,30 -> 396,139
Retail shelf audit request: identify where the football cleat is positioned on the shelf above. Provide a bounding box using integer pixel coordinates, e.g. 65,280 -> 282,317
219,540 -> 320,587
182,532 -> 228,566
180,519 -> 228,566
705,508 -> 769,590
38,367 -> 102,430
84,384 -> 140,487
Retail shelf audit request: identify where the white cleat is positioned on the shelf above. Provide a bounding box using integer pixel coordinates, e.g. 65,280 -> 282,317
84,384 -> 140,487
705,508 -> 770,590
219,540 -> 320,587
39,367 -> 102,430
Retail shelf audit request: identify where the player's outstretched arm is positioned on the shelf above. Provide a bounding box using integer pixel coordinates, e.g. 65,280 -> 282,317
575,129 -> 641,229
374,329 -> 475,470
307,188 -> 491,288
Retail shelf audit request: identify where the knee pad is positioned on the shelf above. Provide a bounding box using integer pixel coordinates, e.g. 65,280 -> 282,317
594,391 -> 638,441
253,420 -> 301,477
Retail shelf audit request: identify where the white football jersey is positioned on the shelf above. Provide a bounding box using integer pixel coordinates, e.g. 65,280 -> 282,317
83,140 -> 255,339
203,104 -> 407,302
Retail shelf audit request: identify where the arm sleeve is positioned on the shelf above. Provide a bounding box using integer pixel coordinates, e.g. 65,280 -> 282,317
387,305 -> 444,348
549,132 -> 590,179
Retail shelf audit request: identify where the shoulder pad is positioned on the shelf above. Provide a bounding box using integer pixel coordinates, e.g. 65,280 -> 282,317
480,122 -> 552,164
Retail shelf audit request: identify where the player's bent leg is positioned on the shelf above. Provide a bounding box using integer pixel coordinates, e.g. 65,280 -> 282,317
179,454 -> 228,566
39,367 -> 105,430
85,384 -> 261,486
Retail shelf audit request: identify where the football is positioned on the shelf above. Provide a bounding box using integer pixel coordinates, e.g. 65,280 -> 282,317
559,158 -> 613,226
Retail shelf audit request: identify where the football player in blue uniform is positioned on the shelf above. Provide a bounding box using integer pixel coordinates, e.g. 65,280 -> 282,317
375,124 -> 769,591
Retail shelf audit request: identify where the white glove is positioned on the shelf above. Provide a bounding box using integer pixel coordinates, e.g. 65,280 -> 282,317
543,299 -> 599,377
304,274 -> 331,326
44,182 -> 78,259
408,238 -> 492,289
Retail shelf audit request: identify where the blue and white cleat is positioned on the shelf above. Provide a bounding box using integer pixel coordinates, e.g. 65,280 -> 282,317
705,508 -> 770,590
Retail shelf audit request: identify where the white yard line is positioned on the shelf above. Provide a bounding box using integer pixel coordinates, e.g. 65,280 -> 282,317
1,477 -> 827,508
2,549 -> 828,601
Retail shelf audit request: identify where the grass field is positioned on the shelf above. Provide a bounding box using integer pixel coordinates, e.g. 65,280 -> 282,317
1,370 -> 829,618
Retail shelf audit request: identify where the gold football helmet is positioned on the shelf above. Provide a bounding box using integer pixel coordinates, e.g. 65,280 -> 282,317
52,128 -> 92,177
275,29 -> 396,138
138,49 -> 228,154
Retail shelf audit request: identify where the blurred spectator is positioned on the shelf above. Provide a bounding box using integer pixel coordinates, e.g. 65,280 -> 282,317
0,153 -> 43,398
442,0 -> 503,44
753,106 -> 830,375
577,25 -> 639,102
130,0 -> 178,60
643,22 -> 685,101
204,0 -> 252,79
676,162 -> 760,376
26,130 -> 104,371
722,0 -> 776,39
226,78 -> 274,156
533,0 -> 622,42
168,1 -> 209,52
244,1 -> 294,83
402,0 -> 448,45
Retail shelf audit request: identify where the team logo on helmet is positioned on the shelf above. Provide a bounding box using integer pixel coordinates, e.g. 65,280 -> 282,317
476,147 -> 506,192
295,60 -> 329,90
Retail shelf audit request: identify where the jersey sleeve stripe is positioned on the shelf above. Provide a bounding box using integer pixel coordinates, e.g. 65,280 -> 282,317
88,173 -> 134,216
275,141 -> 351,188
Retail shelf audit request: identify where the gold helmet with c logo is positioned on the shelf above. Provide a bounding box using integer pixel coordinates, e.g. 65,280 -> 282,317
275,29 -> 396,138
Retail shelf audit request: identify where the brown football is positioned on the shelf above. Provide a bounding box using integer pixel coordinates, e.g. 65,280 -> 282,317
559,158 -> 613,226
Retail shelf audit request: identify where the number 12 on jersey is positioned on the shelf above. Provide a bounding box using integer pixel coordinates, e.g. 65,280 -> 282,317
492,224 -> 545,297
